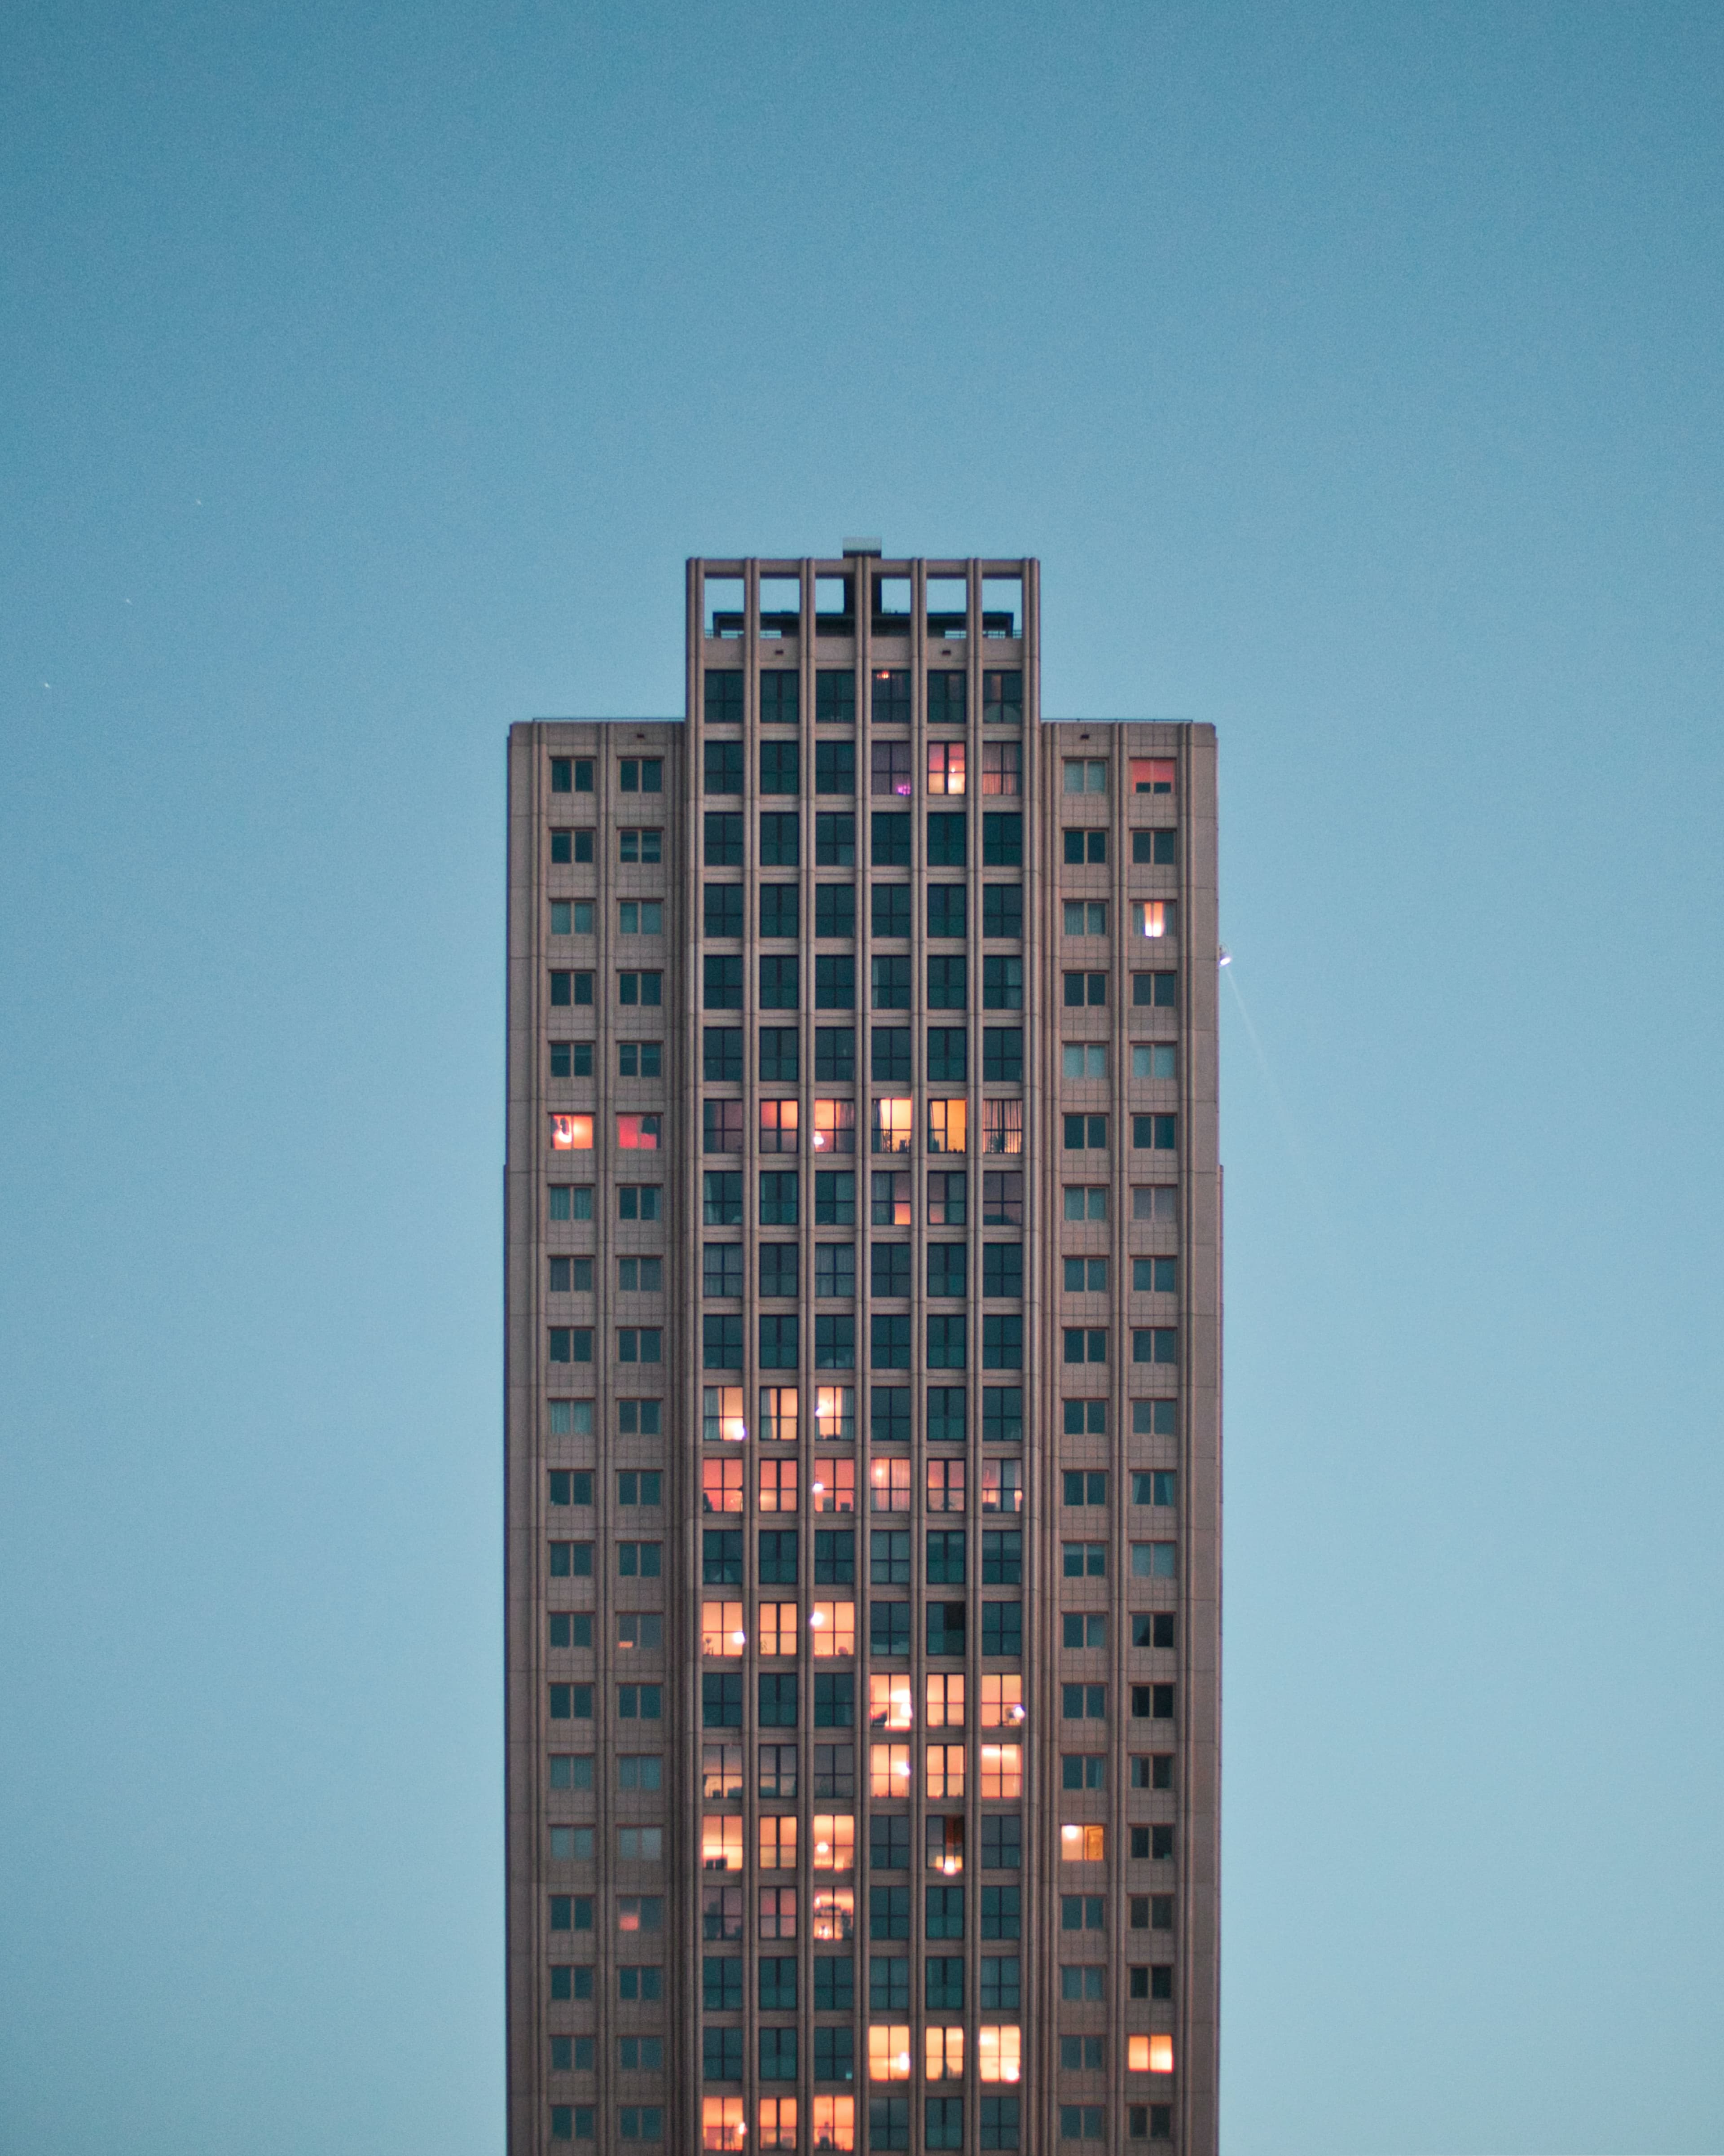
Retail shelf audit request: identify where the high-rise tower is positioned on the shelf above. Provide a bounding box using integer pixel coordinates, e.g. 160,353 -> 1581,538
506,555 -> 1220,2156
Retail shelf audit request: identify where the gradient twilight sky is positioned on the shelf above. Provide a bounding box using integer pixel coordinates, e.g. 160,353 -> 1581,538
3,4 -> 1722,2151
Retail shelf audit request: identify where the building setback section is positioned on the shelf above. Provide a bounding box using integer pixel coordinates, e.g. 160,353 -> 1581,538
505,557 -> 1218,2156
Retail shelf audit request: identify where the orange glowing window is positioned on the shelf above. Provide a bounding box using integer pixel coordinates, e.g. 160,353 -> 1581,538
757,1602 -> 798,1658
978,2026 -> 1021,2083
814,1386 -> 854,1443
812,2095 -> 855,2152
703,1386 -> 746,1443
702,1601 -> 744,1656
925,1743 -> 965,1799
760,1099 -> 799,1153
1131,757 -> 1174,795
870,1457 -> 911,1512
926,1459 -> 966,1513
703,2096 -> 747,2151
702,1815 -> 743,1870
924,2027 -> 964,2081
870,1097 -> 914,1154
701,1458 -> 744,1513
868,2025 -> 913,2081
925,1673 -> 965,1728
812,1099 -> 855,1154
870,1741 -> 911,1796
1137,900 -> 1176,940
811,1888 -> 855,1939
1129,2034 -> 1175,2073
979,1743 -> 1022,1798
810,1600 -> 855,1655
811,1458 -> 856,1513
758,1386 -> 798,1444
981,741 -> 1020,796
927,741 -> 967,796
616,1112 -> 660,1150
869,1675 -> 914,1730
757,2097 -> 798,2152
927,1098 -> 967,1155
980,1675 -> 1025,1729
811,1813 -> 854,1871
550,1114 -> 594,1151
758,1815 -> 797,1870
1062,1822 -> 1107,1862
759,1459 -> 799,1513
758,1885 -> 796,1939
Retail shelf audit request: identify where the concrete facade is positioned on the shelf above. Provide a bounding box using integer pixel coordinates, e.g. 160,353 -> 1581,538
506,556 -> 1219,2156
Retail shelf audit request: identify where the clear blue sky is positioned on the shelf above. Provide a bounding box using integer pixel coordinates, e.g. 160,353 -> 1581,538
3,3 -> 1721,2151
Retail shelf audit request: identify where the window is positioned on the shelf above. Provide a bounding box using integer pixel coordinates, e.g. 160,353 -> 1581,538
760,1173 -> 799,1225
871,667 -> 911,724
814,1528 -> 855,1584
1063,1257 -> 1109,1293
927,669 -> 966,722
758,953 -> 798,1009
617,900 -> 663,936
1130,1044 -> 1177,1080
759,741 -> 799,795
616,1828 -> 662,1866
815,1029 -> 856,1084
870,1532 -> 911,1587
1131,1328 -> 1179,1366
1135,899 -> 1178,940
759,883 -> 798,940
549,900 -> 594,938
548,1683 -> 594,1721
758,1099 -> 799,1155
870,1456 -> 911,1513
703,1609 -> 744,1661
548,1330 -> 594,1364
981,741 -> 1020,795
871,811 -> 910,866
704,1530 -> 744,1584
758,1673 -> 799,1727
1063,1044 -> 1107,1080
760,672 -> 799,727
925,880 -> 968,940
1130,1540 -> 1179,1579
927,811 -> 966,865
618,972 -> 662,1009
982,669 -> 1021,724
817,812 -> 856,865
1131,757 -> 1174,795
549,975 -> 594,1014
1064,759 -> 1107,794
927,1604 -> 965,1659
705,740 -> 744,795
871,739 -> 912,798
1132,1114 -> 1178,1152
759,1814 -> 798,1869
616,1256 -> 661,1293
814,1388 -> 855,1445
981,1460 -> 1023,1513
870,955 -> 911,1011
927,1098 -> 967,1154
549,829 -> 593,866
760,812 -> 800,866
927,741 -> 966,795
550,757 -> 594,794
812,1101 -> 854,1158
549,1257 -> 594,1294
702,1102 -> 743,1157
1131,1258 -> 1179,1296
814,881 -> 854,940
704,812 -> 743,866
1063,1115 -> 1108,1151
1132,970 -> 1178,1008
616,1041 -> 661,1079
982,812 -> 1022,865
1064,900 -> 1107,936
816,668 -> 855,725
617,1327 -> 661,1364
1062,971 -> 1107,1007
759,1531 -> 799,1587
547,1186 -> 593,1223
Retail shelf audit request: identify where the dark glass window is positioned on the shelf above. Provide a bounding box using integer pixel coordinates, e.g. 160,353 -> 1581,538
816,670 -> 855,725
704,740 -> 743,795
759,812 -> 800,866
815,740 -> 855,794
982,813 -> 1022,865
927,884 -> 966,938
871,812 -> 911,866
927,812 -> 966,866
760,741 -> 799,796
815,812 -> 855,864
704,812 -> 743,866
759,672 -> 798,726
704,883 -> 743,938
815,883 -> 854,937
705,671 -> 743,725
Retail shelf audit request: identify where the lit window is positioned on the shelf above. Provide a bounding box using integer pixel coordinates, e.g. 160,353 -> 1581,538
810,1888 -> 854,1940
812,2095 -> 855,2152
1063,758 -> 1107,794
1061,1823 -> 1107,1862
616,1114 -> 660,1150
979,1744 -> 1022,1799
978,2026 -> 1021,2083
702,1602 -> 744,1656
870,1457 -> 911,1512
811,1601 -> 855,1655
926,1459 -> 966,1512
1128,2035 -> 1175,2073
550,1115 -> 594,1151
759,1816 -> 798,1870
812,1813 -> 855,1872
815,1387 -> 855,1443
757,2097 -> 797,2154
703,2096 -> 746,2152
871,1097 -> 914,1153
1136,900 -> 1176,940
925,1674 -> 965,1727
703,1816 -> 743,1871
812,1099 -> 855,1153
981,1100 -> 1022,1156
927,1099 -> 967,1154
703,1386 -> 747,1444
869,1675 -> 915,1730
701,1459 -> 744,1513
759,1459 -> 799,1512
869,1742 -> 912,1796
868,2027 -> 913,2082
1130,758 -> 1175,795
981,742 -> 1020,795
981,1461 -> 1024,1514
980,1675 -> 1025,1728
925,2027 -> 964,2081
927,741 -> 966,795
758,1886 -> 797,1939
703,1743 -> 743,1803
760,1099 -> 800,1153
812,1459 -> 856,1513
925,1743 -> 965,1798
